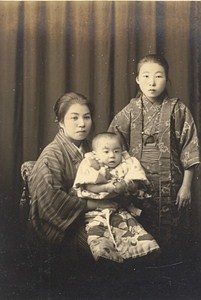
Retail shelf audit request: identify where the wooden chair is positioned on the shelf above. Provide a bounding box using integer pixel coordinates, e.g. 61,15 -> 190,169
19,161 -> 36,228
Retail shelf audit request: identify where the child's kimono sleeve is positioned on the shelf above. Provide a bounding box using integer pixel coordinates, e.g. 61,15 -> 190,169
73,153 -> 109,199
120,151 -> 149,183
73,154 -> 108,187
174,101 -> 200,169
124,157 -> 149,183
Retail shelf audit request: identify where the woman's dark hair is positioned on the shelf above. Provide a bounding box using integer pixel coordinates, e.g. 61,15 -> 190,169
137,54 -> 169,79
54,92 -> 93,123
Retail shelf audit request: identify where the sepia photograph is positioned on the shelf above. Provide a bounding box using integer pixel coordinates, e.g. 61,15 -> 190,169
0,0 -> 201,299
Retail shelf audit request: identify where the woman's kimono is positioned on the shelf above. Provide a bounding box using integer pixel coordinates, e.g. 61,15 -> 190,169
28,130 -> 91,247
108,95 -> 200,253
73,151 -> 160,263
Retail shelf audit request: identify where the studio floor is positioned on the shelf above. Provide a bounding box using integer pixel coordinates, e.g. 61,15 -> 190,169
1,221 -> 201,300
0,194 -> 201,300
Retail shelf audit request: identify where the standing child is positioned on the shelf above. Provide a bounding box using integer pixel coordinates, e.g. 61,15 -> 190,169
108,54 -> 200,261
73,132 -> 160,263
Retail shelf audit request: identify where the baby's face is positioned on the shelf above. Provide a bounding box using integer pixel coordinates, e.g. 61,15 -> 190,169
94,138 -> 122,168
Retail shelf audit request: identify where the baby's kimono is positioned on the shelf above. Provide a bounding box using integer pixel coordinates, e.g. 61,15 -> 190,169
73,151 -> 160,263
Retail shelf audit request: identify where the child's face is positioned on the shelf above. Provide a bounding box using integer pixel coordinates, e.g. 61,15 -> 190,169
136,62 -> 167,101
94,138 -> 122,168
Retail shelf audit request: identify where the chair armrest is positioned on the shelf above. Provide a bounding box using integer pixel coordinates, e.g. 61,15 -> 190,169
21,161 -> 36,181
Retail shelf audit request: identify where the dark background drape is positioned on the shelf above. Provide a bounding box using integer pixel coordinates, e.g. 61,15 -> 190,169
0,1 -> 201,247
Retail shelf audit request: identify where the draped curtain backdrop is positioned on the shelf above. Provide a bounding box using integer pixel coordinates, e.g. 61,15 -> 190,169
0,1 -> 201,241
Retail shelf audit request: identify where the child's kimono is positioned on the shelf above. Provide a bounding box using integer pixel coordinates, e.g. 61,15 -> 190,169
73,151 -> 160,263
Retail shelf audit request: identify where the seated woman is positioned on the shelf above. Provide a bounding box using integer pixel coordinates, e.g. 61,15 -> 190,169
27,92 -> 119,271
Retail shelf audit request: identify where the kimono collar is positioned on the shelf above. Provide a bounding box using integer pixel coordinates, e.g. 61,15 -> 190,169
130,94 -> 178,160
55,129 -> 89,164
141,92 -> 168,104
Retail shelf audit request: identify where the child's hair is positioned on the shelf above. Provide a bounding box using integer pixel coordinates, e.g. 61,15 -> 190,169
92,132 -> 123,151
54,92 -> 93,123
137,54 -> 169,79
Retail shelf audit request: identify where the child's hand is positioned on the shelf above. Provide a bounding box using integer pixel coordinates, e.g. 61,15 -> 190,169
176,185 -> 191,210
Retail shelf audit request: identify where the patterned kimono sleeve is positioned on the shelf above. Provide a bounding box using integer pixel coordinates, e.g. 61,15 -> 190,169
30,152 -> 86,236
174,101 -> 200,169
108,103 -> 132,150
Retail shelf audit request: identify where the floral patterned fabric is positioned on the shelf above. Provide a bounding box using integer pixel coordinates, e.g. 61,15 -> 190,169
73,150 -> 159,262
73,150 -> 150,200
86,208 -> 160,263
108,95 -> 200,248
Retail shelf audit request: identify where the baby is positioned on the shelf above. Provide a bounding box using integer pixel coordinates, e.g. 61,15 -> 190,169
73,132 -> 159,263
74,132 -> 151,211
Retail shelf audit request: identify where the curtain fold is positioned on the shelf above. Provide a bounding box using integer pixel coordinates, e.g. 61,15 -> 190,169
160,1 -> 191,105
0,1 -> 200,238
189,1 -> 201,236
0,2 -> 20,197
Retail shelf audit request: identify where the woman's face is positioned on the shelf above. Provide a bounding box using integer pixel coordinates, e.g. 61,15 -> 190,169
59,103 -> 92,146
136,62 -> 167,101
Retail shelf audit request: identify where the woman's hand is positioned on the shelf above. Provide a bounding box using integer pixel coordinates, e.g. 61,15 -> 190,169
104,181 -> 117,193
127,180 -> 139,195
176,185 -> 191,210
85,181 -> 116,194
113,180 -> 127,194
85,198 -> 119,212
